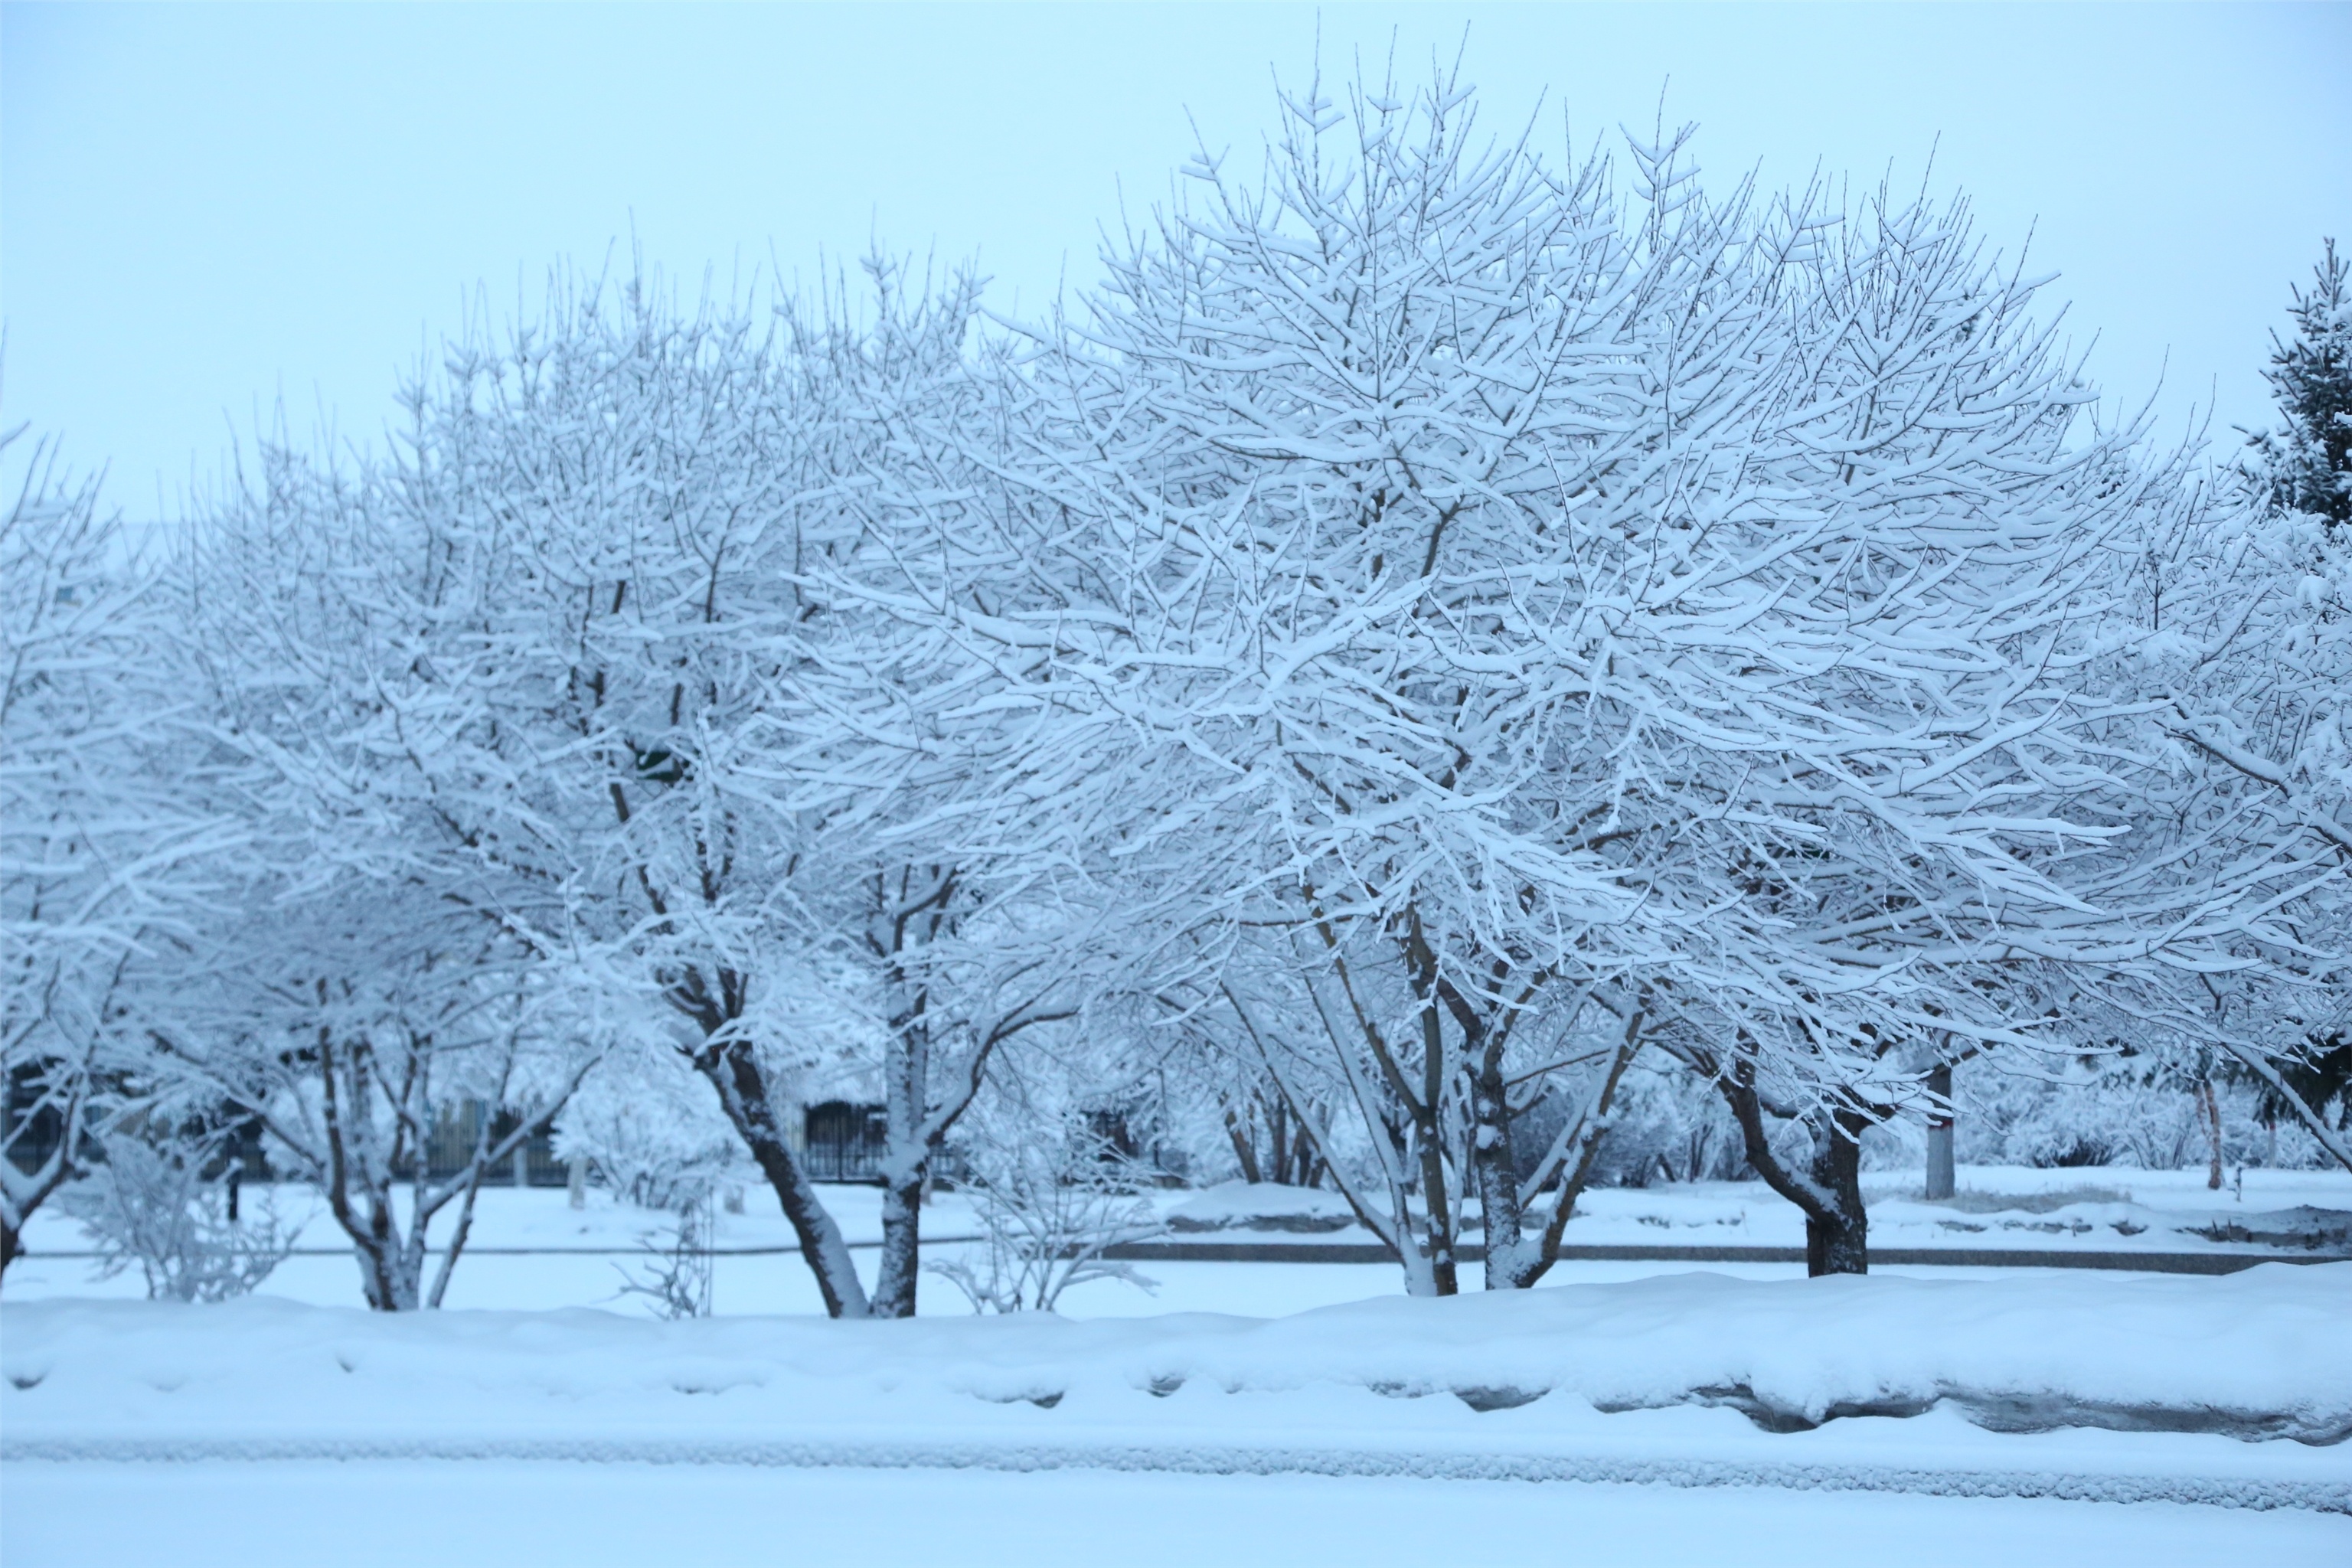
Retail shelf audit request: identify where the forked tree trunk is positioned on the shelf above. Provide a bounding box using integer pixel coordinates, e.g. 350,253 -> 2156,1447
1720,1072 -> 1872,1277
351,1227 -> 423,1312
1475,1016 -> 1642,1292
692,1035 -> 870,1318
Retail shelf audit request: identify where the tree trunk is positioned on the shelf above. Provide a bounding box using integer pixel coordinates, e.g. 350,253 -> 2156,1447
1718,1071 -> 1871,1277
1415,1120 -> 1460,1296
0,1214 -> 21,1280
1481,1019 -> 1642,1292
2197,1078 -> 2225,1190
350,1220 -> 423,1311
1223,1104 -> 1263,1184
1924,1063 -> 1955,1201
693,1039 -> 870,1318
871,1169 -> 924,1318
1469,1044 -> 1532,1291
1805,1108 -> 1870,1277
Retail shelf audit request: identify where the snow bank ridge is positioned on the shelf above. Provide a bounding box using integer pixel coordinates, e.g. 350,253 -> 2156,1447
6,1266 -> 2345,1511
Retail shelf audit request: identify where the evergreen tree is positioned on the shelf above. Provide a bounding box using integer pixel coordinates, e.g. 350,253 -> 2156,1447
2248,238 -> 2351,529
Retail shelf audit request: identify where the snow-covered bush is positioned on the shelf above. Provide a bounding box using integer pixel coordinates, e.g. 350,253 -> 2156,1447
559,1046 -> 746,1211
929,1113 -> 1164,1314
613,1186 -> 717,1319
57,1127 -> 299,1302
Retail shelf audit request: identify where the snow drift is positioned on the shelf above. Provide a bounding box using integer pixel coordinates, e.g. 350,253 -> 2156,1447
6,1265 -> 2344,1451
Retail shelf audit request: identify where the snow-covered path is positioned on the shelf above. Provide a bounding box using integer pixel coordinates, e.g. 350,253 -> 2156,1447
7,1460 -> 2346,1568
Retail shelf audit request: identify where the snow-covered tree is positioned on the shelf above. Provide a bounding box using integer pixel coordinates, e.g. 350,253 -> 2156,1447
2,428 -> 239,1279
903,69 -> 2332,1280
375,276 -> 891,1315
769,260 -> 1159,1315
2245,238 -> 2351,531
160,419 -> 608,1309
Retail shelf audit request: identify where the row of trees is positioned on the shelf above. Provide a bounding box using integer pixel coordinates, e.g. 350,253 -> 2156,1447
6,69 -> 2347,1307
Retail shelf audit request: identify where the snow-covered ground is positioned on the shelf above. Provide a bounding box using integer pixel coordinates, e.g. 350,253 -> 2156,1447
7,1462 -> 2347,1568
6,1268 -> 2346,1491
1166,1165 -> 2352,1257
8,1174 -> 2347,1564
9,1459 -> 2345,1568
11,1164 -> 2346,1319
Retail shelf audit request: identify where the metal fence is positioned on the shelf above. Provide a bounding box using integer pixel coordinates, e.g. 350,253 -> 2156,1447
801,1100 -> 887,1184
425,1102 -> 570,1186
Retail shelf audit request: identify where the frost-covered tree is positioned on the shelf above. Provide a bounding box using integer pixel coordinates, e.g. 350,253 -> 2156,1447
2,428 -> 239,1280
207,269 -> 1101,1318
2245,239 -> 2351,531
378,278 -> 890,1315
770,260 -> 1160,1315
917,69 -> 2331,1280
2105,399 -> 2352,1168
160,439 -> 606,1309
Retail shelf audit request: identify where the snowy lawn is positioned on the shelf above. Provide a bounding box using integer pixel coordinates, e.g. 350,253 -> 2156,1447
1165,1165 -> 2352,1257
11,1165 -> 2347,1318
6,1266 -> 2347,1514
6,1462 -> 2347,1568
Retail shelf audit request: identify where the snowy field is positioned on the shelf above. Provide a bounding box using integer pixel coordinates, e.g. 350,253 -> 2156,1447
7,1259 -> 2348,1565
11,1165 -> 2347,1318
8,1171 -> 2348,1566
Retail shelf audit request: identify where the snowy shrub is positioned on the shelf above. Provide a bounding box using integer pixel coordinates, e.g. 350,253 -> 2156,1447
613,1186 -> 716,1319
58,1129 -> 299,1302
1955,1063 -> 2306,1172
928,1117 -> 1165,1314
560,1047 -> 746,1211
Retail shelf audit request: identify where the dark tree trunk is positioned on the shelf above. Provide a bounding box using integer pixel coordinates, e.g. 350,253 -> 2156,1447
1804,1107 -> 1870,1277
0,1215 -> 21,1280
1224,1103 -> 1263,1185
353,1239 -> 420,1311
1719,1070 -> 1871,1277
692,1037 -> 869,1318
2197,1079 -> 2225,1190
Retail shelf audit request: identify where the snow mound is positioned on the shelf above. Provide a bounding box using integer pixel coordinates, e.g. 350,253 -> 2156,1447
2187,1207 -> 2352,1253
6,1265 -> 2345,1453
1162,1182 -> 1361,1233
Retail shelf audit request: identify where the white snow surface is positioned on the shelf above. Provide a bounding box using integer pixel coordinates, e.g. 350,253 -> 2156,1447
6,1265 -> 2347,1514
8,1462 -> 2349,1568
1156,1167 -> 2352,1254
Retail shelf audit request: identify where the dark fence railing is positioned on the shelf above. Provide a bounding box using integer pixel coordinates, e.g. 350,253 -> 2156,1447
802,1100 -> 887,1184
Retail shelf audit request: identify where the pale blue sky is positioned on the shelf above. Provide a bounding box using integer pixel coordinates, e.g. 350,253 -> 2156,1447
5,2 -> 2347,518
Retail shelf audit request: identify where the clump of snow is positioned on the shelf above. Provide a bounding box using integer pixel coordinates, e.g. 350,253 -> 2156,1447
1162,1183 -> 1361,1233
